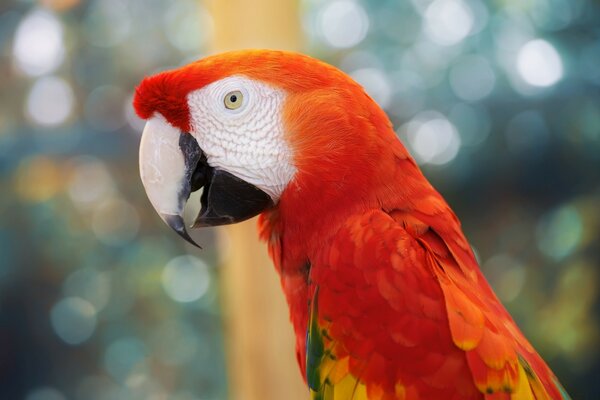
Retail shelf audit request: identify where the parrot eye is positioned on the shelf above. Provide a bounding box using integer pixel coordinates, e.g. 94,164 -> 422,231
224,90 -> 243,110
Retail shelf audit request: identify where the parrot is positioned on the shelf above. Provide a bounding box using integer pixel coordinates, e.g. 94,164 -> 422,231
134,50 -> 570,400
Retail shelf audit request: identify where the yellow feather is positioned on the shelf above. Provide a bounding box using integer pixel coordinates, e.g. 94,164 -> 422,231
511,362 -> 535,400
333,374 -> 368,400
514,356 -> 553,400
318,355 -> 338,384
327,356 -> 351,385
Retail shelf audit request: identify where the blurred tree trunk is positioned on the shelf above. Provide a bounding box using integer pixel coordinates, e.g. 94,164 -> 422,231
202,1 -> 306,399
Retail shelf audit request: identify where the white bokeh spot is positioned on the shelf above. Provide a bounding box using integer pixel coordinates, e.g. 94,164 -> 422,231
13,9 -> 65,76
423,0 -> 474,46
517,39 -> 563,87
26,77 -> 74,127
319,0 -> 369,48
400,111 -> 462,165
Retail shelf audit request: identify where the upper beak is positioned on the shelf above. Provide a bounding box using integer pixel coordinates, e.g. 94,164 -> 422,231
139,115 -> 273,247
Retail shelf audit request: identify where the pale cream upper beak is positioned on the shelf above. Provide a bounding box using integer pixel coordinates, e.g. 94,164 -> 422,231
139,114 -> 187,218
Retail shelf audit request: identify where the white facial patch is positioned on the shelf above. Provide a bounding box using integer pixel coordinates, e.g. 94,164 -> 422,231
186,76 -> 296,201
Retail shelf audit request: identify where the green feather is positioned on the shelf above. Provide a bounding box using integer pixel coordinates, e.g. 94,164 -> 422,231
307,287 -> 324,392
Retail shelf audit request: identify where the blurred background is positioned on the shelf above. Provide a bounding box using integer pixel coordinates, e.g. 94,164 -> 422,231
0,0 -> 599,399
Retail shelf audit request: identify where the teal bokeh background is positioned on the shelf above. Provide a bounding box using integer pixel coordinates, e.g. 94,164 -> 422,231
1,0 -> 599,399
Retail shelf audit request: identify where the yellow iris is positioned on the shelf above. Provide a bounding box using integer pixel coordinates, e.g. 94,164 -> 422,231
224,90 -> 243,110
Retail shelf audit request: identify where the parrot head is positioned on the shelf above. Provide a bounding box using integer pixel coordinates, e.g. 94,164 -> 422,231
135,50 -> 401,246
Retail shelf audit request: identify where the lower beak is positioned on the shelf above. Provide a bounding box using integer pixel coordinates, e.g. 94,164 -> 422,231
139,116 -> 273,247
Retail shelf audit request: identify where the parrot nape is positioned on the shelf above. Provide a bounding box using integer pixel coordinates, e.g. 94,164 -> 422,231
134,50 -> 570,400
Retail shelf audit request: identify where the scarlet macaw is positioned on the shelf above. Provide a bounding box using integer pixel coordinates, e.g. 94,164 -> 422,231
134,50 -> 570,399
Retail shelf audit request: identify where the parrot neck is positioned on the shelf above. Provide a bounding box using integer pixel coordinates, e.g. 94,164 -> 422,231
258,134 -> 425,377
274,136 -> 422,256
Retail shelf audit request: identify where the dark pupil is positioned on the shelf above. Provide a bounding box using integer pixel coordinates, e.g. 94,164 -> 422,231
230,94 -> 237,103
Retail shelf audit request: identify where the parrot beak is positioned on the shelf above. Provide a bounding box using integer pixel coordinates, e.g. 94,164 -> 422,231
139,115 -> 273,247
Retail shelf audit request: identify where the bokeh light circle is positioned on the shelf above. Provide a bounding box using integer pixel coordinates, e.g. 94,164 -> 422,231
517,39 -> 563,87
14,156 -> 62,203
400,111 -> 462,165
91,198 -> 140,245
104,337 -> 147,382
67,156 -> 115,210
536,205 -> 583,261
164,1 -> 213,52
50,297 -> 97,345
319,0 -> 369,48
26,77 -> 74,127
162,255 -> 211,303
423,0 -> 473,46
13,9 -> 65,76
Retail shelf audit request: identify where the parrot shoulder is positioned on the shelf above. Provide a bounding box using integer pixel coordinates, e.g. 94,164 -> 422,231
390,206 -> 570,400
306,207 -> 569,399
307,209 -> 480,399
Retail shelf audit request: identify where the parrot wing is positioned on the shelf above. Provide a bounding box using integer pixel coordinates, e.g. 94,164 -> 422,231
306,207 -> 569,400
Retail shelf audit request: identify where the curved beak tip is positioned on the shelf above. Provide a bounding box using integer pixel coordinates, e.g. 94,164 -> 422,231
161,213 -> 202,249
